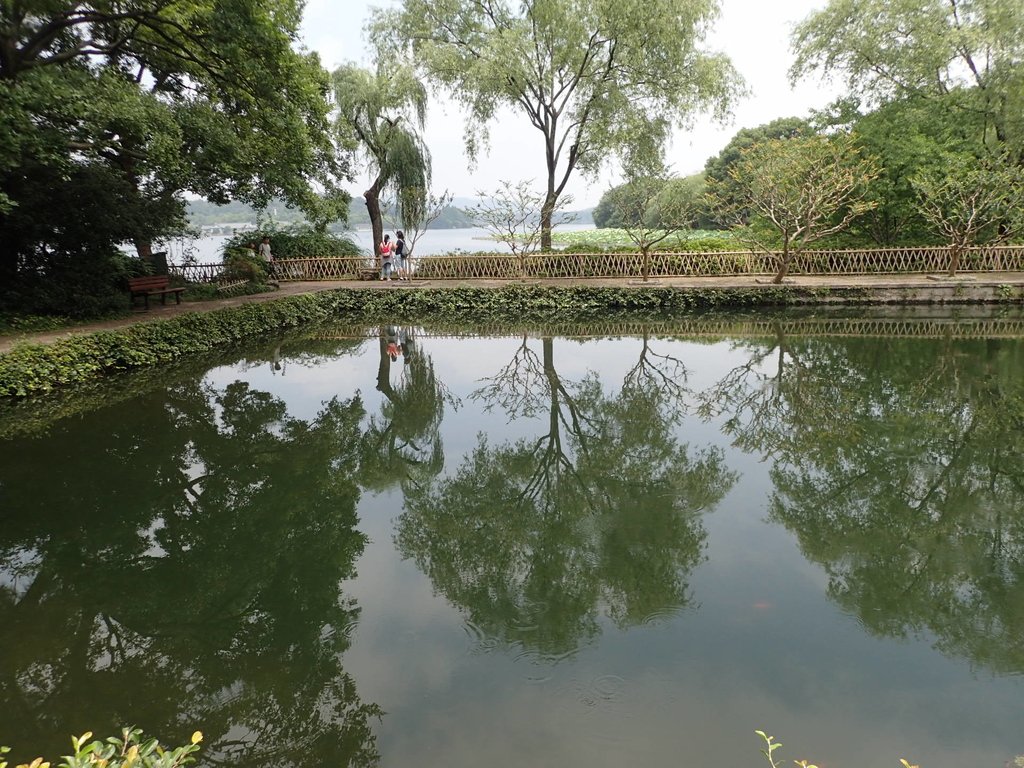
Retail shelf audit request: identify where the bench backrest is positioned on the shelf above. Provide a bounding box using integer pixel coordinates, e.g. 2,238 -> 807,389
129,275 -> 170,291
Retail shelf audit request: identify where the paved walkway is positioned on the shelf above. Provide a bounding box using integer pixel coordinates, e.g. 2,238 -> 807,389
3,273 -> 1024,354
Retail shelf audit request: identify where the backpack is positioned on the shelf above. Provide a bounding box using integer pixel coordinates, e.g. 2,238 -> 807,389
379,241 -> 391,258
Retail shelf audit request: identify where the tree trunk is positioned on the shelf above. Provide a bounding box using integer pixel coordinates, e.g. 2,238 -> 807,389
117,151 -> 160,270
541,194 -> 554,252
773,239 -> 792,284
134,238 -> 155,263
948,244 -> 962,277
642,247 -> 651,282
365,175 -> 385,259
376,333 -> 396,400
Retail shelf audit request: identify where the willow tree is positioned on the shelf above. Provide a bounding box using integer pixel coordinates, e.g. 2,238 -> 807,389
376,0 -> 740,250
333,63 -> 431,252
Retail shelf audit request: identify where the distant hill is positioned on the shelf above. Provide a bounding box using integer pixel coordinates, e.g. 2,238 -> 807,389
186,196 -> 592,229
346,199 -> 475,229
187,197 -> 476,230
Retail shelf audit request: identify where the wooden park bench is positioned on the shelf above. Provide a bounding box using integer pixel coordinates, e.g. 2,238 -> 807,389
128,275 -> 185,310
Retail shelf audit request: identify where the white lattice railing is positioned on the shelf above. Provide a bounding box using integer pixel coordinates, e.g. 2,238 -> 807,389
168,245 -> 1024,283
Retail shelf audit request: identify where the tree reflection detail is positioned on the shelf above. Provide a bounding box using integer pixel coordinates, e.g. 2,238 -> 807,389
701,328 -> 1024,674
0,380 -> 381,767
398,335 -> 735,658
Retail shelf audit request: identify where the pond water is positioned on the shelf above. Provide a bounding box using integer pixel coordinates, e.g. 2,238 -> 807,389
2,309 -> 1023,768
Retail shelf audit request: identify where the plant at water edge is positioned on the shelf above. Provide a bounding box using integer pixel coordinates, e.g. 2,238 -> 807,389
1,728 -> 202,768
754,730 -> 788,768
756,730 -> 922,768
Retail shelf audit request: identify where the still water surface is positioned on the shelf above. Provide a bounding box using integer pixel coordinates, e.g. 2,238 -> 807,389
162,224 -> 595,264
1,311 -> 1023,767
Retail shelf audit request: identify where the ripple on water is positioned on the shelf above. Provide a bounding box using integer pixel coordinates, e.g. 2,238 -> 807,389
462,620 -> 501,653
511,644 -> 580,664
557,674 -> 628,711
640,607 -> 682,626
593,673 -> 625,699
545,674 -> 634,752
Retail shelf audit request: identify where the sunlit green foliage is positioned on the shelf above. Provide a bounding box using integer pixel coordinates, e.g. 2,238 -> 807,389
1,729 -> 203,768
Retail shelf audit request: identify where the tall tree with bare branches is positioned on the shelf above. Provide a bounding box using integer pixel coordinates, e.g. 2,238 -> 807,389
375,0 -> 741,250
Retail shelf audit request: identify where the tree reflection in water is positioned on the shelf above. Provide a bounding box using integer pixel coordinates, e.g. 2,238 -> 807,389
5,317 -> 1024,764
0,379 -> 381,768
397,333 -> 735,659
700,325 -> 1024,674
359,326 -> 456,490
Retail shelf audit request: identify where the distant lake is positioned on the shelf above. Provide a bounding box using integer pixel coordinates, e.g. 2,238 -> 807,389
157,224 -> 596,265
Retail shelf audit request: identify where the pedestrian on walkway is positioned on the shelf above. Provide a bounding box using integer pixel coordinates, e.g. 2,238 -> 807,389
379,234 -> 395,281
394,230 -> 409,281
258,236 -> 278,283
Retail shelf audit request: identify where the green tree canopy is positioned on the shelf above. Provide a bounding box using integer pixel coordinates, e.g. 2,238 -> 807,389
707,133 -> 879,283
397,335 -> 735,656
911,153 -> 1024,274
827,95 -> 989,246
698,325 -> 1024,675
377,0 -> 741,249
701,116 -> 813,228
791,0 -> 1024,160
0,0 -> 347,314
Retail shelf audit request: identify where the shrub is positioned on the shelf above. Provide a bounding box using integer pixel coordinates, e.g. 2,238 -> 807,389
0,249 -> 139,319
223,225 -> 360,260
222,250 -> 269,282
1,728 -> 202,768
0,285 -> 813,397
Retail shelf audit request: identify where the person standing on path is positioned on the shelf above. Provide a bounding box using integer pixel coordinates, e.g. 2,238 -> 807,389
379,234 -> 395,280
258,236 -> 278,282
394,230 -> 408,281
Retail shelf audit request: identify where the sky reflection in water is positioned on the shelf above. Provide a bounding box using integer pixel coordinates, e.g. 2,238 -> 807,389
2,312 -> 1023,768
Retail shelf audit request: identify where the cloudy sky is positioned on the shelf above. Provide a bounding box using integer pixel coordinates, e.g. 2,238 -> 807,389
300,0 -> 842,208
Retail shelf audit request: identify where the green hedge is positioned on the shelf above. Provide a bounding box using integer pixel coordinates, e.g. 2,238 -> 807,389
0,285 -> 804,397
